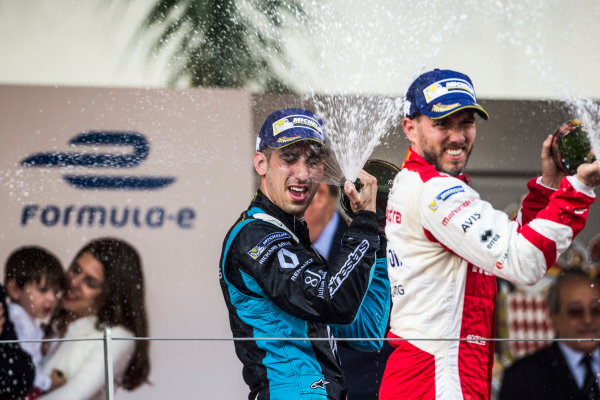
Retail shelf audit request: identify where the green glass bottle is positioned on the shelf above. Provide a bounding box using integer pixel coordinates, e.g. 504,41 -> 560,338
339,159 -> 401,230
551,119 -> 595,175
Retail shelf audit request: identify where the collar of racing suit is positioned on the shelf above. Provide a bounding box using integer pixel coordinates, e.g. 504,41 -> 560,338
402,148 -> 472,186
250,190 -> 312,247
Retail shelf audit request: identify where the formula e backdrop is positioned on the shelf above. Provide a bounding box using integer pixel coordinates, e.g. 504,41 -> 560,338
0,85 -> 254,398
2,86 -> 600,399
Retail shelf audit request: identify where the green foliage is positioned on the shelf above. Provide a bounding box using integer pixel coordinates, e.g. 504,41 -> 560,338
141,0 -> 305,91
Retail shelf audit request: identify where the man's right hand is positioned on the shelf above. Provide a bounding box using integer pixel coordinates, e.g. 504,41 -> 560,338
541,134 -> 566,188
344,169 -> 377,213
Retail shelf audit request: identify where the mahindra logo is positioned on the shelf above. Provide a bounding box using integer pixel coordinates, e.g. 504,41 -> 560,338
20,131 -> 175,190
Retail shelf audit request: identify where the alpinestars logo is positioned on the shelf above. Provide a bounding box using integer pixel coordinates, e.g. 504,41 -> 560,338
328,240 -> 369,296
310,378 -> 329,389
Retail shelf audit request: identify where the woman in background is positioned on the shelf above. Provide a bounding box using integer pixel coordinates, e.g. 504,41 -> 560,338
40,237 -> 150,400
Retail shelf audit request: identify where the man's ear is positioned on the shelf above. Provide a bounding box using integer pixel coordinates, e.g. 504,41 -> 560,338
254,151 -> 268,176
402,117 -> 417,143
5,279 -> 21,301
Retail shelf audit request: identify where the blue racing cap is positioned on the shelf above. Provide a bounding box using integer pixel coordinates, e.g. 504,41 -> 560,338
256,108 -> 326,151
404,69 -> 489,120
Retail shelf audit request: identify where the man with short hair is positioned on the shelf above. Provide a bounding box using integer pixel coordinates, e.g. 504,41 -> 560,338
219,108 -> 390,400
380,68 -> 600,399
499,268 -> 600,400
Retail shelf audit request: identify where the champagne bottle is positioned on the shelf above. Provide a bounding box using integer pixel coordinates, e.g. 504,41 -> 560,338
339,159 -> 401,230
550,119 -> 595,175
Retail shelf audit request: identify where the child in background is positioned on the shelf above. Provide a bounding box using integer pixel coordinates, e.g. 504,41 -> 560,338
5,246 -> 68,397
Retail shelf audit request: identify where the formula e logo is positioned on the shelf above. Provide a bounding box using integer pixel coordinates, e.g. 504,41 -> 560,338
20,131 -> 175,190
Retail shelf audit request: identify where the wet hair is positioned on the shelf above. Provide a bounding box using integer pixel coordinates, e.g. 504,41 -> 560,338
547,268 -> 599,314
5,246 -> 65,291
52,238 -> 150,390
260,141 -> 329,162
259,146 -> 274,161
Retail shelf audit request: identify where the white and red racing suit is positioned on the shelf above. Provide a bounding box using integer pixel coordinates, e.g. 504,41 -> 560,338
380,149 -> 596,400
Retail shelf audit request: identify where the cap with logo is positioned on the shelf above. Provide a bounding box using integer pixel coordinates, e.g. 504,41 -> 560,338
403,69 -> 489,120
256,108 -> 326,151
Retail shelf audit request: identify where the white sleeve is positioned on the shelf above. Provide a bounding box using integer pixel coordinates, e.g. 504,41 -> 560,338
420,177 -> 559,285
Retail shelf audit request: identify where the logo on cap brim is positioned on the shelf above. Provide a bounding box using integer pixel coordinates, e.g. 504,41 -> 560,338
429,103 -> 489,120
272,117 -> 294,135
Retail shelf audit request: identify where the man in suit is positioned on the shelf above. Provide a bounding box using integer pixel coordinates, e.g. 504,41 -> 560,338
499,268 -> 600,400
304,183 -> 348,262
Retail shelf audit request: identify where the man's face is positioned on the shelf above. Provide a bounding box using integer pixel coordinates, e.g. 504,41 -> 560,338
403,110 -> 476,176
551,278 -> 600,353
255,142 -> 325,217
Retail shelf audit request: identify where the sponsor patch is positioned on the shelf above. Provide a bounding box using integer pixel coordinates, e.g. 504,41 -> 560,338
423,78 -> 476,103
258,241 -> 291,265
496,250 -> 509,269
272,117 -> 295,135
328,240 -> 369,296
480,230 -> 492,242
292,117 -> 322,134
441,199 -> 474,226
271,115 -> 323,138
391,284 -> 405,297
277,248 -> 299,269
388,248 -> 402,268
428,200 -> 438,211
311,378 -> 329,389
461,212 -> 481,232
466,334 -> 487,346
248,232 -> 292,260
486,234 -> 500,249
291,258 -> 313,281
276,135 -> 301,144
436,185 -> 465,201
431,102 -> 460,113
386,207 -> 402,224
481,230 -> 500,249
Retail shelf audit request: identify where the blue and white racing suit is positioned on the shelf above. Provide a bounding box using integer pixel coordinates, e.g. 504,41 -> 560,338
219,190 -> 390,400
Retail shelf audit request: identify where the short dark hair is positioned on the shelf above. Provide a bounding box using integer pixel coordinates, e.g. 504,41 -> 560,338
259,141 -> 329,162
547,268 -> 598,314
259,146 -> 273,161
5,246 -> 65,290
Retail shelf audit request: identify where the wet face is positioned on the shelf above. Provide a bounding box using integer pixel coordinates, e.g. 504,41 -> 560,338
61,251 -> 106,320
11,277 -> 61,320
255,142 -> 325,218
404,110 -> 476,176
551,279 -> 600,353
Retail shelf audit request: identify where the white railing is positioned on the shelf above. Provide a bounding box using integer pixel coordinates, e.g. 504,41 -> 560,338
1,331 -> 599,399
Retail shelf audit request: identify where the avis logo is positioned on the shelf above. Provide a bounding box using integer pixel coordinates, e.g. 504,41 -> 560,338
20,131 -> 175,190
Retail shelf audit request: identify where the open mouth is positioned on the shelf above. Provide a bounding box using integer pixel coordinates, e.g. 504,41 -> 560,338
288,185 -> 309,202
445,148 -> 464,158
